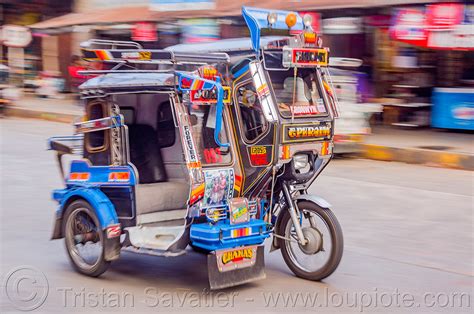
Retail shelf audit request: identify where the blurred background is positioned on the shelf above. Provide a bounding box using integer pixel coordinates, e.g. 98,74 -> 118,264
0,0 -> 473,157
0,2 -> 472,312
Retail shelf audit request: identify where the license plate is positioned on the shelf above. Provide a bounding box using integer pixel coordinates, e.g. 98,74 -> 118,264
215,246 -> 257,272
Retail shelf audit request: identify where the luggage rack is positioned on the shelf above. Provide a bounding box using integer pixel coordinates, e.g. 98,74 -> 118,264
79,39 -> 230,76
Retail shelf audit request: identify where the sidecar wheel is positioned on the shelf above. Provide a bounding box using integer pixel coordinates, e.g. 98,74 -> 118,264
63,200 -> 110,277
279,201 -> 343,281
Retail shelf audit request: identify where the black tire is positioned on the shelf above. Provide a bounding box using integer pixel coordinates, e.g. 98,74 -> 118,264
279,201 -> 343,281
63,199 -> 110,277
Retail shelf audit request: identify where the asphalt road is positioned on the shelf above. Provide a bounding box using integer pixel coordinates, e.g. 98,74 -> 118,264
1,118 -> 473,313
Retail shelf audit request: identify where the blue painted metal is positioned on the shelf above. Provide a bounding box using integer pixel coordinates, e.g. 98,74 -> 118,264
232,63 -> 249,79
53,187 -> 119,229
66,160 -> 137,187
431,88 -> 474,131
176,72 -> 229,147
242,6 -> 303,55
190,219 -> 270,251
213,77 -> 229,148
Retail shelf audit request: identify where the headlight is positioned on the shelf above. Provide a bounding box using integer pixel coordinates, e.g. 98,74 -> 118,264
293,154 -> 309,170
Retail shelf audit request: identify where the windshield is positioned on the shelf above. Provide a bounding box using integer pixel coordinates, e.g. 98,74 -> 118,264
269,69 -> 328,118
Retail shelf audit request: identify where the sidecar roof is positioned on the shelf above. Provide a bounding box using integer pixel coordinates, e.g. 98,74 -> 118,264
79,72 -> 175,91
167,36 -> 287,54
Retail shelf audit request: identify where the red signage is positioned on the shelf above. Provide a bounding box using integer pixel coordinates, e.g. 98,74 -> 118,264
426,3 -> 464,31
132,22 -> 157,42
390,8 -> 428,47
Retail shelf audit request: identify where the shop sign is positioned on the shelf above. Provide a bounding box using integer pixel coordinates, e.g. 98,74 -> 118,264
181,18 -> 219,44
1,25 -> 32,48
428,24 -> 474,50
390,8 -> 427,46
426,3 -> 464,31
132,22 -> 157,42
150,0 -> 215,12
322,17 -> 362,34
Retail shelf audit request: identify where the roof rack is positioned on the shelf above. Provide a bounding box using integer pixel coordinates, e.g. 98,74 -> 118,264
80,39 -> 230,68
81,39 -> 143,50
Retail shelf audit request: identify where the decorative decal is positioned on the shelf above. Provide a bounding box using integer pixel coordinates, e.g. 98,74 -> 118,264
229,197 -> 250,225
283,47 -> 329,67
189,86 -> 231,104
216,245 -> 257,272
290,105 -> 318,115
69,172 -> 90,181
203,169 -> 234,206
120,51 -> 151,60
282,122 -> 332,143
198,65 -> 218,80
189,183 -> 205,205
108,172 -> 130,182
106,224 -> 121,238
183,125 -> 198,163
249,145 -> 271,166
222,247 -> 253,264
234,174 -> 242,194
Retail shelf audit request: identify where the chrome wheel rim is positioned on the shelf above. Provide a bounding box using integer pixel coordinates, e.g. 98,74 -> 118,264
65,208 -> 103,270
284,208 -> 333,273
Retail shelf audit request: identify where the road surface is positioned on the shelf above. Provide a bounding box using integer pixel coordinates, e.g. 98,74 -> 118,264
1,118 -> 472,313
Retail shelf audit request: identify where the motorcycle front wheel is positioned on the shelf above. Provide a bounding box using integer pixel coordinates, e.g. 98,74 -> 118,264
279,201 -> 343,281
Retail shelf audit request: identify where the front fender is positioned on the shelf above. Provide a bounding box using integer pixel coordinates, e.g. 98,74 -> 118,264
52,187 -> 119,239
293,194 -> 331,209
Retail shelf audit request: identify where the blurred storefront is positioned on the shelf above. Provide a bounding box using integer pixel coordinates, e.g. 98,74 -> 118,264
380,3 -> 474,129
1,0 -> 73,88
7,0 -> 471,113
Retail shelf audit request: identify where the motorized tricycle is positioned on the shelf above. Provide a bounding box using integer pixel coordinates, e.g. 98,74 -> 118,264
48,7 -> 343,289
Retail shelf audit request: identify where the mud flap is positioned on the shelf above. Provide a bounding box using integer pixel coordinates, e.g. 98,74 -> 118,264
208,245 -> 265,290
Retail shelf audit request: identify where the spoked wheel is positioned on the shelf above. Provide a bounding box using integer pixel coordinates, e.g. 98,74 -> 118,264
279,201 -> 343,281
63,200 -> 109,277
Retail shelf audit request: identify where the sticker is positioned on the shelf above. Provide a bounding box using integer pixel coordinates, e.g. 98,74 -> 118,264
180,76 -> 194,89
290,105 -> 318,115
183,125 -> 198,163
234,174 -> 242,193
216,246 -> 256,272
69,172 -> 90,181
75,116 -> 119,134
198,65 -> 218,80
106,224 -> 121,238
231,227 -> 251,238
108,172 -> 130,182
216,246 -> 257,272
321,141 -> 329,156
249,145 -> 270,166
282,122 -> 331,143
229,197 -> 250,224
316,99 -> 326,113
190,87 -> 231,104
203,169 -> 234,206
292,48 -> 328,66
256,83 -> 270,99
120,51 -> 151,60
189,183 -> 205,205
